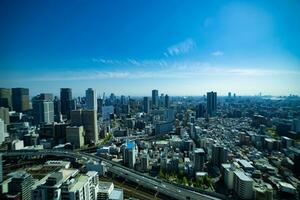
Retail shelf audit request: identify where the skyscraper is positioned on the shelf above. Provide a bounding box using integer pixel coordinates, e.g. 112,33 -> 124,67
8,171 -> 34,200
194,148 -> 205,172
12,88 -> 30,112
66,126 -> 85,149
160,93 -> 165,107
0,154 -> 3,183
196,103 -> 205,118
40,93 -> 53,101
228,92 -> 232,98
86,88 -> 97,110
0,107 -> 10,124
53,96 -> 61,122
207,91 -> 217,117
143,97 -> 150,113
71,109 -> 98,144
0,88 -> 12,110
165,94 -> 170,108
212,144 -> 228,167
0,119 -> 4,145
152,89 -> 159,109
32,96 -> 54,125
123,140 -> 137,169
60,88 -> 72,119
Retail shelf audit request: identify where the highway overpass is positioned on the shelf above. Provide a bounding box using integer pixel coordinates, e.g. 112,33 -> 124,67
1,150 -> 225,200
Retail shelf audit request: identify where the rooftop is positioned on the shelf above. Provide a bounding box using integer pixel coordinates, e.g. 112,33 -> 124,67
234,170 -> 253,182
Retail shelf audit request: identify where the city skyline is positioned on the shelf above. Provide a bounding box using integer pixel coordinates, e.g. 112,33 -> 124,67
1,0 -> 300,96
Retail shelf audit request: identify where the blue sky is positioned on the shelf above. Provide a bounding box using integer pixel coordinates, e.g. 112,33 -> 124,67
0,0 -> 300,96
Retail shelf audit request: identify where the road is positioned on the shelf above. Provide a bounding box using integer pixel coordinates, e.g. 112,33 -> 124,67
1,150 -> 223,200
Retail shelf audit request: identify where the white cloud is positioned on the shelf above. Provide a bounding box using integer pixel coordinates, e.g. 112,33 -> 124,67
211,51 -> 224,56
24,60 -> 300,82
165,39 -> 196,56
91,58 -> 121,65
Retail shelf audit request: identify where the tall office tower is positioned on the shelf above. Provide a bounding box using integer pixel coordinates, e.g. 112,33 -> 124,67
0,154 -> 2,183
143,97 -> 150,113
0,88 -> 12,110
159,93 -> 165,107
53,96 -> 61,122
120,95 -> 126,105
0,107 -> 10,124
141,154 -> 149,172
165,94 -> 170,108
152,89 -> 159,109
12,88 -> 30,112
71,109 -> 98,144
86,88 -> 97,110
8,171 -> 34,200
32,96 -> 54,125
60,88 -> 72,119
207,91 -> 217,117
40,93 -> 53,101
194,148 -> 205,172
196,103 -> 205,118
66,126 -> 85,149
97,98 -> 103,114
123,140 -> 137,169
228,92 -> 232,98
0,119 -> 4,145
212,144 -> 228,167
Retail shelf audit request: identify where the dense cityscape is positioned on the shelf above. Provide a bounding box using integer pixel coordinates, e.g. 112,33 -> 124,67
1,0 -> 300,200
0,88 -> 299,200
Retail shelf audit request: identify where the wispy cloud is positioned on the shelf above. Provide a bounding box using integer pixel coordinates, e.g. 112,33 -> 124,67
91,58 -> 122,65
91,57 -> 167,68
211,51 -> 224,56
22,60 -> 300,82
165,39 -> 196,56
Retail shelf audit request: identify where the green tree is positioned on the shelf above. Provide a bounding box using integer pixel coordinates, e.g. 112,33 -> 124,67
183,177 -> 188,186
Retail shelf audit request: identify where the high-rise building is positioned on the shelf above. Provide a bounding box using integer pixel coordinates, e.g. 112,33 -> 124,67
66,126 -> 85,149
86,88 -> 97,110
152,89 -> 159,109
233,171 -> 253,200
228,92 -> 232,98
32,97 -> 54,125
207,91 -> 217,117
160,93 -> 165,107
0,88 -> 12,110
8,171 -> 34,200
165,94 -> 170,108
0,154 -> 3,183
71,109 -> 98,144
194,148 -> 205,172
97,98 -> 103,114
0,119 -> 5,145
0,107 -> 10,124
12,88 -> 30,112
120,95 -> 126,105
143,97 -> 150,113
40,93 -> 53,101
212,144 -> 228,167
60,88 -> 72,119
123,140 -> 137,169
196,103 -> 205,118
53,96 -> 62,122
141,153 -> 149,172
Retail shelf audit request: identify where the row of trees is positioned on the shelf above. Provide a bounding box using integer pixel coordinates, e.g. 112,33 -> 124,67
159,170 -> 212,189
